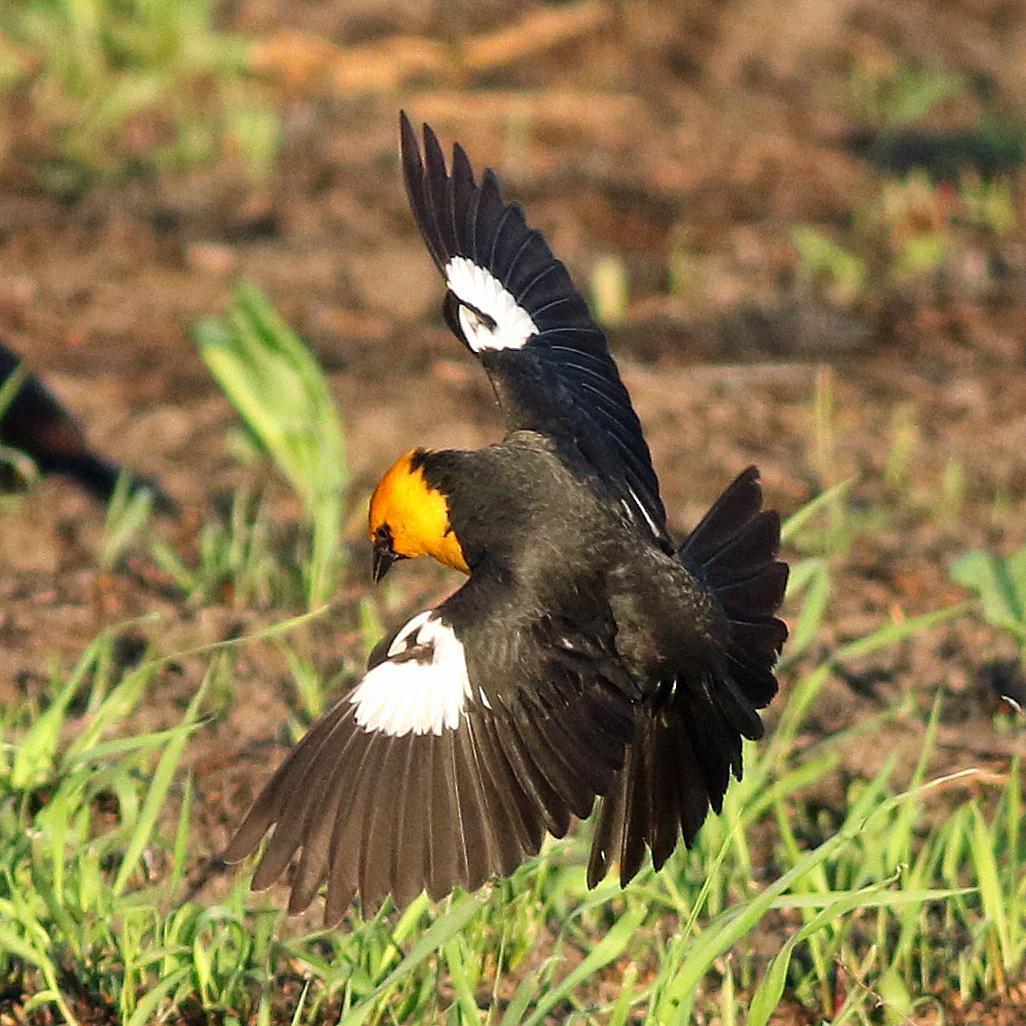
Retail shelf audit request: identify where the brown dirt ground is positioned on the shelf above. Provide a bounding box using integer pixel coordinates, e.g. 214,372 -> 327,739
1,1 -> 1025,1022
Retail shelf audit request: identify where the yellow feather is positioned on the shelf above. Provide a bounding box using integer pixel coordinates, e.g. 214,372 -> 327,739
369,450 -> 470,574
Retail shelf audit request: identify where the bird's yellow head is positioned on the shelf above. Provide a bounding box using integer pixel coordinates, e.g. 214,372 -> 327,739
368,449 -> 470,581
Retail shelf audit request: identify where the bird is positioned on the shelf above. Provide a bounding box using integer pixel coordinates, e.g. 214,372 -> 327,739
0,340 -> 174,512
225,113 -> 789,924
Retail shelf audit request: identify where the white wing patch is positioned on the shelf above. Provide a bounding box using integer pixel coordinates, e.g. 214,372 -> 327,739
349,611 -> 473,737
445,255 -> 538,352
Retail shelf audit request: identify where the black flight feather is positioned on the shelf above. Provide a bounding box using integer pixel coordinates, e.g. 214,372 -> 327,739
399,112 -> 669,546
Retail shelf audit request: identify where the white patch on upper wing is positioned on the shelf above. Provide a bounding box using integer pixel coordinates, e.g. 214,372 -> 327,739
349,611 -> 472,737
445,255 -> 538,352
385,610 -> 434,656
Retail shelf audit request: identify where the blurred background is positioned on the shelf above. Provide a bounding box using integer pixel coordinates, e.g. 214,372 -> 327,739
2,0 -> 1025,664
1,3 -> 1025,1021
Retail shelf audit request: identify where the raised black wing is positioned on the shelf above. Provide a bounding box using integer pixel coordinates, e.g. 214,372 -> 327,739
399,113 -> 670,548
225,575 -> 636,923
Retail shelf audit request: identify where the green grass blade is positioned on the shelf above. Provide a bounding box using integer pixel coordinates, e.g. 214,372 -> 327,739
833,602 -> 967,662
522,904 -> 646,1026
781,557 -> 831,664
971,802 -> 1012,971
339,894 -> 486,1026
123,967 -> 190,1026
112,670 -> 209,895
499,966 -> 548,1026
443,938 -> 481,1022
781,478 -> 855,544
11,634 -> 110,789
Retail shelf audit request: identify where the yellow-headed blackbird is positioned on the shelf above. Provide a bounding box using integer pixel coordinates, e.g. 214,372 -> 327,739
0,340 -> 173,510
226,114 -> 788,923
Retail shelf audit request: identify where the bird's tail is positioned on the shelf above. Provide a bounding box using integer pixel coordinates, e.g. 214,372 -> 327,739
587,467 -> 788,889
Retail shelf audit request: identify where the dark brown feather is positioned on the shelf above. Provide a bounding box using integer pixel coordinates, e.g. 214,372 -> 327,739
323,733 -> 383,925
426,731 -> 465,900
495,716 -> 572,839
285,714 -> 368,911
452,728 -> 499,891
472,714 -> 545,856
392,736 -> 428,909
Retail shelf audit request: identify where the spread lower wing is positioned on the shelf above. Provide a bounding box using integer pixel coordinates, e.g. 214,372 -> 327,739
399,113 -> 670,548
225,582 -> 636,923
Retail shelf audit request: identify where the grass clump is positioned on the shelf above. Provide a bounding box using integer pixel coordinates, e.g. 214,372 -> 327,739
151,486 -> 287,609
194,281 -> 348,610
3,480 -> 1023,1021
2,309 -> 1023,1020
2,589 -> 1020,1022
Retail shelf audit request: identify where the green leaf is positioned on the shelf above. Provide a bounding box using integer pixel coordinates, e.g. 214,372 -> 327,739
951,548 -> 1026,639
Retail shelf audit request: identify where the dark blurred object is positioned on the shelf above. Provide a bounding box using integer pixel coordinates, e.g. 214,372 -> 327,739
0,341 -> 176,514
846,124 -> 1025,181
980,660 -> 1026,718
982,660 -> 1026,717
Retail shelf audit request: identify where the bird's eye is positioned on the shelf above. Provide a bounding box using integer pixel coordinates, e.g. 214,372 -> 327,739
374,524 -> 393,545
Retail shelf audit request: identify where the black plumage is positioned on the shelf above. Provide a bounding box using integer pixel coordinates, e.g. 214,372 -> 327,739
400,113 -> 669,549
226,116 -> 789,924
0,340 -> 174,511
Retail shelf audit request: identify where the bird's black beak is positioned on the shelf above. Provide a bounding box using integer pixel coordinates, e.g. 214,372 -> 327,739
372,536 -> 401,583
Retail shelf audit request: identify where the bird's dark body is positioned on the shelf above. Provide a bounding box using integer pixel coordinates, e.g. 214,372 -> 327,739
404,432 -> 782,889
0,342 -> 118,498
417,433 -> 726,694
226,116 -> 788,921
